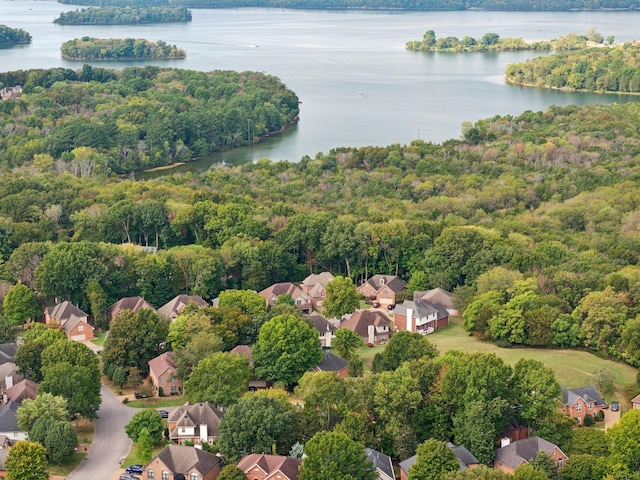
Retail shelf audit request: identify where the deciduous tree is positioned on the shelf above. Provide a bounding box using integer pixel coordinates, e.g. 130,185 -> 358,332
5,440 -> 48,480
125,409 -> 164,443
3,284 -> 40,325
184,352 -> 251,406
408,439 -> 459,480
372,331 -> 438,373
323,276 -> 361,318
299,431 -> 376,480
17,392 -> 69,431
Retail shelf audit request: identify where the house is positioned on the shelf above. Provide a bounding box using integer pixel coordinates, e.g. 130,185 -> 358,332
107,296 -> 155,324
494,436 -> 568,474
259,283 -> 312,314
44,301 -> 95,341
399,443 -> 478,480
340,310 -> 392,345
365,448 -> 395,480
307,312 -> 337,348
148,351 -> 182,396
413,288 -> 458,316
560,386 -> 606,425
168,402 -> 224,445
237,453 -> 301,480
4,379 -> 37,404
631,393 -> 640,409
229,345 -> 269,390
301,272 -> 335,309
144,444 -> 221,480
310,351 -> 349,378
0,363 -> 22,404
357,275 -> 406,307
0,344 -> 17,366
158,295 -> 209,320
0,86 -> 22,100
393,300 -> 449,335
0,401 -> 26,441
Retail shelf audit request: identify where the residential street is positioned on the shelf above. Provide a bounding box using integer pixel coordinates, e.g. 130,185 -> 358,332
67,385 -> 137,480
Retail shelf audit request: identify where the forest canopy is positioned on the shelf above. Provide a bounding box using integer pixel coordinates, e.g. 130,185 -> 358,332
55,0 -> 640,11
54,6 -> 192,24
0,66 -> 299,173
0,25 -> 32,45
61,37 -> 186,60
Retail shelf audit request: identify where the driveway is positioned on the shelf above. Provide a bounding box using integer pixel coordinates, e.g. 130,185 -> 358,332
604,407 -> 621,430
67,385 -> 137,480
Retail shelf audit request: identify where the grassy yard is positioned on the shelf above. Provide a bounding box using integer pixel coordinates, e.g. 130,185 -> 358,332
122,442 -> 166,467
91,332 -> 107,347
48,452 -> 87,477
74,417 -> 95,444
428,318 -> 637,393
126,396 -> 186,408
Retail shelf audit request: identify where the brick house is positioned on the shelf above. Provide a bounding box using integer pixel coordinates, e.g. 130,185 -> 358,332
158,295 -> 208,320
259,283 -> 312,314
365,448 -> 396,480
631,393 -> 640,409
357,275 -> 406,307
413,287 -> 459,316
107,296 -> 156,324
148,351 -> 182,396
237,453 -> 301,480
168,402 -> 224,445
393,300 -> 449,335
399,443 -> 478,479
44,301 -> 94,341
494,436 -> 567,474
307,312 -> 337,348
560,386 -> 606,425
144,444 -> 221,480
340,310 -> 392,345
310,351 -> 349,378
301,272 -> 335,309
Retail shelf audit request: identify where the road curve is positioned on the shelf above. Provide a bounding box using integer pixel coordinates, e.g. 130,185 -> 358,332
67,385 -> 137,480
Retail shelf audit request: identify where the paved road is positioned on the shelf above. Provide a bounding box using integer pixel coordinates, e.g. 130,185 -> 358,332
67,385 -> 137,480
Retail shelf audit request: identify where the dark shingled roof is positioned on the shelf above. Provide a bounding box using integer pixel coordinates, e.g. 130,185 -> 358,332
341,310 -> 391,338
0,401 -> 20,432
312,351 -> 349,373
148,445 -> 220,476
0,343 -> 17,365
494,437 -> 565,471
237,453 -> 301,480
108,296 -> 155,322
365,447 -> 395,479
362,275 -> 407,294
307,312 -> 337,335
448,442 -> 479,470
561,385 -> 605,407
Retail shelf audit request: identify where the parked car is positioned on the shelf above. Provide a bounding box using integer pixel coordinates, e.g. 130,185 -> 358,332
602,402 -> 609,409
119,475 -> 140,480
126,465 -> 144,475
372,301 -> 381,308
387,304 -> 396,311
611,401 -> 620,412
157,409 -> 169,418
134,391 -> 147,399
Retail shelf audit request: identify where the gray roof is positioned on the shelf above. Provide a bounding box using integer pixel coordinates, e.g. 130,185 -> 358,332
394,300 -> 439,318
447,442 -> 479,470
0,343 -> 17,365
307,313 -> 337,334
399,454 -> 416,475
312,351 -> 349,373
108,296 -> 155,321
363,275 -> 406,294
494,436 -> 565,471
561,385 -> 605,407
415,288 -> 454,309
365,448 -> 395,479
46,301 -> 88,322
341,310 -> 391,338
149,445 -> 220,476
169,402 -> 224,439
158,295 -> 208,319
0,401 -> 20,433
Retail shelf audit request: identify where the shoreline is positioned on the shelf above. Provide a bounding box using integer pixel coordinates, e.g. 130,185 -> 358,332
505,77 -> 640,96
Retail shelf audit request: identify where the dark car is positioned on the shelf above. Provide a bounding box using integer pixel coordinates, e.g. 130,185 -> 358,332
387,304 -> 396,311
134,391 -> 147,399
157,409 -> 169,418
125,465 -> 144,474
611,401 -> 620,412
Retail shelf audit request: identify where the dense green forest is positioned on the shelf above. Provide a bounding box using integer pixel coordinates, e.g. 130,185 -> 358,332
0,66 -> 299,173
56,0 -> 640,11
506,42 -> 640,93
0,25 -> 32,45
54,6 -> 192,24
406,29 -> 614,52
61,37 -> 186,60
2,94 -> 640,367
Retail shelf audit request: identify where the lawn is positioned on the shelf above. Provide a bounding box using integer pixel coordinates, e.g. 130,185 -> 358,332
428,318 -> 637,393
122,442 -> 166,467
126,396 -> 186,408
48,452 -> 86,477
91,332 -> 107,347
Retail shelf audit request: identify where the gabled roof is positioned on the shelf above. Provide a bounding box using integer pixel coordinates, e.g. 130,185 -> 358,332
169,402 -> 224,438
237,453 -> 301,480
158,295 -> 208,319
46,301 -> 88,323
561,386 -> 605,407
415,288 -> 454,309
631,393 -> 640,404
0,362 -> 21,385
108,296 -> 155,322
148,445 -> 221,476
0,401 -> 20,433
311,351 -> 349,373
307,312 -> 337,335
148,351 -> 177,379
5,379 -> 38,403
365,447 -> 395,480
341,310 -> 391,338
394,299 -> 439,318
259,283 -> 311,303
302,272 -> 335,288
229,345 -> 253,366
495,436 -> 566,471
61,315 -> 94,334
0,343 -> 17,365
400,442 -> 479,475
360,275 -> 406,294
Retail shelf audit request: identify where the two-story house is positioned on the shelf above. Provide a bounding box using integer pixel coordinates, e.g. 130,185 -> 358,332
144,445 -> 221,480
494,436 -> 567,474
237,453 -> 301,480
168,402 -> 224,445
560,385 -> 606,425
45,301 -> 95,341
340,310 -> 392,345
107,296 -> 156,325
307,312 -> 337,348
148,351 -> 182,396
357,275 -> 406,307
393,300 -> 449,335
158,295 -> 209,321
259,282 -> 312,314
301,272 -> 335,310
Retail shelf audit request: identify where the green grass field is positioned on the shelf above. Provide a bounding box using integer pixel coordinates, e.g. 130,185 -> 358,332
91,332 -> 106,347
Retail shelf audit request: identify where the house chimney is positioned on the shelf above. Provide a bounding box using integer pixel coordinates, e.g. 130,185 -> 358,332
200,423 -> 208,444
500,437 -> 511,448
406,308 -> 413,332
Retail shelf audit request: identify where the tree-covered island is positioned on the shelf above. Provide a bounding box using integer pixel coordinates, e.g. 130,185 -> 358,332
55,0 -> 640,10
406,29 -> 615,52
0,25 -> 32,46
54,6 -> 192,25
61,37 -> 186,60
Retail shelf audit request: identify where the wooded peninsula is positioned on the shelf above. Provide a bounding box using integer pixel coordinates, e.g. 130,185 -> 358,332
55,0 -> 640,11
60,37 -> 186,60
0,25 -> 32,45
54,6 -> 192,24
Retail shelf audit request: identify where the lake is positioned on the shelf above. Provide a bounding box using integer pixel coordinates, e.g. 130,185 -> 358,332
2,1 -> 640,168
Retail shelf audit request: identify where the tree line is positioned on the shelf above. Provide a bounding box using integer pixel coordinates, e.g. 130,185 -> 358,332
54,6 -> 192,24
56,0 -> 640,11
0,24 -> 32,45
506,42 -> 640,93
61,37 -> 187,60
0,66 -> 300,173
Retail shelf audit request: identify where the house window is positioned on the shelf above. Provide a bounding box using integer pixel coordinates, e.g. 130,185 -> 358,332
180,427 -> 186,433
190,473 -> 198,480
296,299 -> 302,305
588,402 -> 592,410
147,469 -> 154,479
576,403 -> 582,412
78,325 -> 84,332
171,385 -> 177,393
557,458 -> 563,469
383,289 -> 388,294
162,472 -> 169,480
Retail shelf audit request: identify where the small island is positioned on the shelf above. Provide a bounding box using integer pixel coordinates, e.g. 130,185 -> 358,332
54,6 -> 192,25
406,29 -> 615,52
61,37 -> 186,60
0,24 -> 32,46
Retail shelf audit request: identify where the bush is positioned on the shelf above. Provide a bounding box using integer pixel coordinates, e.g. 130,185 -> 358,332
595,410 -> 605,422
122,398 -> 129,404
583,414 -> 595,427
